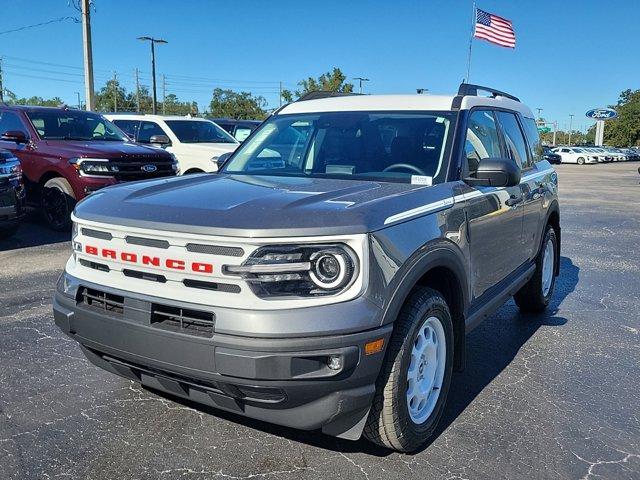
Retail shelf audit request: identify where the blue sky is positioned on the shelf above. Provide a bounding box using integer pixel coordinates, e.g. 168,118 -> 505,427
1,0 -> 637,131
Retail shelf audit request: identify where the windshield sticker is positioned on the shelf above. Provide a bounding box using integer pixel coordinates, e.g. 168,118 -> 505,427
411,175 -> 433,186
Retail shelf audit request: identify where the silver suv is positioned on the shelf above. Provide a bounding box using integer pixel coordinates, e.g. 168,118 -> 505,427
54,84 -> 561,452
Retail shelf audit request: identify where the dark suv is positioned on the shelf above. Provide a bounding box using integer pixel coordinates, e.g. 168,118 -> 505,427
54,84 -> 561,452
0,149 -> 25,238
0,106 -> 178,230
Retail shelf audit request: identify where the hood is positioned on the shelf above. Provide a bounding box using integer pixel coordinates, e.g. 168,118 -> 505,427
44,140 -> 173,161
75,174 -> 457,237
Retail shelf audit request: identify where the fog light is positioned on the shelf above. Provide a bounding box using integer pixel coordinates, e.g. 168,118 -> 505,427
327,355 -> 343,371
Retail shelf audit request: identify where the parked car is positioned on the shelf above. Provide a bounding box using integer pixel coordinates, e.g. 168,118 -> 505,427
601,147 -> 626,161
621,148 -> 640,161
54,83 -> 561,452
209,118 -> 262,142
106,114 -> 239,173
552,146 -> 598,165
542,146 -> 561,164
0,106 -> 178,231
0,149 -> 25,238
580,147 -> 608,162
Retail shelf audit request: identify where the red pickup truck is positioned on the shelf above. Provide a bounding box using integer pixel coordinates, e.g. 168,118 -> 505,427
0,105 -> 178,230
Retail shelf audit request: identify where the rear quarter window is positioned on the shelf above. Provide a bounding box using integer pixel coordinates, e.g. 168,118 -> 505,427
522,117 -> 544,165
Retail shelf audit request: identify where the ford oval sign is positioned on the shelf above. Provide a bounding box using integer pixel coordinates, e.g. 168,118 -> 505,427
586,108 -> 618,120
141,164 -> 157,173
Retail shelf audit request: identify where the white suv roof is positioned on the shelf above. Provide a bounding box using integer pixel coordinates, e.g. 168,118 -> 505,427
278,91 -> 534,119
106,114 -> 210,122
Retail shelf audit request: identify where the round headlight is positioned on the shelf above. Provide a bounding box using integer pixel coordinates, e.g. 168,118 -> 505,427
309,249 -> 353,290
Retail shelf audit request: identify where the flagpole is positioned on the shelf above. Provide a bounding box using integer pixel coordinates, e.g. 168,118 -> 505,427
466,1 -> 476,83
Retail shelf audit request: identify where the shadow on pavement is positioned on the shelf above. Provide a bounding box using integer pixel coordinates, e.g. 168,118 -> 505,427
148,256 -> 580,457
0,210 -> 69,252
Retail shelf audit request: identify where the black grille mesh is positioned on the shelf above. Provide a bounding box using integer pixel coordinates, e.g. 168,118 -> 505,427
186,243 -> 244,257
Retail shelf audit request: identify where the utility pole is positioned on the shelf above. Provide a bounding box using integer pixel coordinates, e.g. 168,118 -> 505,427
76,92 -> 81,109
354,77 -> 369,94
137,37 -> 167,115
112,72 -> 118,112
81,0 -> 95,111
279,81 -> 283,106
568,114 -> 574,146
0,57 -> 4,102
552,121 -> 557,146
162,74 -> 166,114
135,68 -> 140,112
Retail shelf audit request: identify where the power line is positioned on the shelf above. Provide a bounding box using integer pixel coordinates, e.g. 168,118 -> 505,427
2,71 -> 82,85
0,16 -> 78,36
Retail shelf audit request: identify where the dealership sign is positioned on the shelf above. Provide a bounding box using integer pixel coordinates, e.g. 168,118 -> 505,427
585,108 -> 618,120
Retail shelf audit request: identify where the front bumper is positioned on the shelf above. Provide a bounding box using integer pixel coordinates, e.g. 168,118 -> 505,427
53,273 -> 391,439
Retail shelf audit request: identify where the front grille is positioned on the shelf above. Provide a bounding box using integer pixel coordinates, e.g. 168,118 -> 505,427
79,258 -> 110,272
112,161 -> 175,181
183,279 -> 241,293
82,228 -> 113,240
151,304 -> 215,338
123,268 -> 167,283
79,287 -> 124,315
186,243 -> 244,257
126,236 -> 170,249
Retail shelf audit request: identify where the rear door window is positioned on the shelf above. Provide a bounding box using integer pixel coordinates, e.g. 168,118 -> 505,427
138,121 -> 166,143
113,120 -> 140,140
496,111 -> 529,169
521,117 -> 543,164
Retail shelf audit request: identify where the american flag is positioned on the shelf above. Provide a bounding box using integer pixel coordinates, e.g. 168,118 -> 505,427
474,8 -> 516,48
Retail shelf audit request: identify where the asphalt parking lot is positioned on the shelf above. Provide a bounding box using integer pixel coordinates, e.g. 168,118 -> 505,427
1,163 -> 638,480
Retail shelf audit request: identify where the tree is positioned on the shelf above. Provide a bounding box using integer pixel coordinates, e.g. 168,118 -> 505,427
4,90 -> 65,107
162,93 -> 198,116
281,67 -> 354,102
95,78 -> 132,112
209,88 -> 267,119
601,89 -> 640,146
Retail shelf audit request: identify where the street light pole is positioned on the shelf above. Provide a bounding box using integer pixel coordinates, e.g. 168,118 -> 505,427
536,107 -> 543,120
354,77 -> 370,94
137,36 -> 167,115
568,114 -> 574,146
81,0 -> 95,110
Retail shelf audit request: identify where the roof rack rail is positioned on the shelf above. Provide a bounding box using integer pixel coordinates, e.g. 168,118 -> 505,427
296,91 -> 361,102
457,83 -> 520,102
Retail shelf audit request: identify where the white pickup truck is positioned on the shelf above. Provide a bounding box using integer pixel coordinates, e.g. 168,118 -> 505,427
105,114 -> 239,174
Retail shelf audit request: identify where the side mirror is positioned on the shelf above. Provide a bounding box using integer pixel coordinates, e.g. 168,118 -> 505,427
214,152 -> 232,171
149,134 -> 171,146
464,157 -> 520,187
1,130 -> 29,144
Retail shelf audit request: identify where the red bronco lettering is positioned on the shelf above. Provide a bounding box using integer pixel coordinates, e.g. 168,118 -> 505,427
83,245 -> 213,274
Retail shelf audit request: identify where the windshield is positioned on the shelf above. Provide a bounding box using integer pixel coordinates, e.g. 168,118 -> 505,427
165,120 -> 237,144
223,111 -> 454,184
26,110 -> 127,141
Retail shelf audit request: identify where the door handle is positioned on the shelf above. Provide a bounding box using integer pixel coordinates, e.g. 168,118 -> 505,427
505,195 -> 523,207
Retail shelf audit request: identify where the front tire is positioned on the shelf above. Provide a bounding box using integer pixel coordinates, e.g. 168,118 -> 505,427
364,287 -> 453,452
41,177 -> 76,231
514,225 -> 558,313
577,157 -> 585,165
